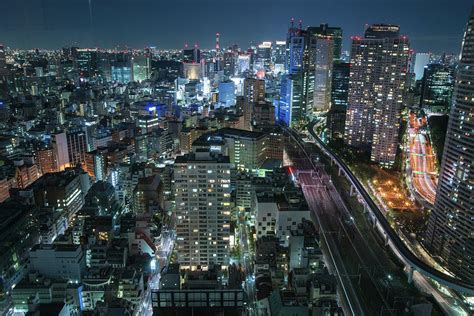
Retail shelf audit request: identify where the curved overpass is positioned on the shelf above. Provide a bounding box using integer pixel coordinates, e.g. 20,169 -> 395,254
297,122 -> 474,295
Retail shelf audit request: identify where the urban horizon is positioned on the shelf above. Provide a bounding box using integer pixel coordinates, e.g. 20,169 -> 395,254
0,1 -> 473,316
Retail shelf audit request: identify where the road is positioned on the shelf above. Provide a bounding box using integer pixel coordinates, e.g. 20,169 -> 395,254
136,228 -> 175,316
407,113 -> 438,205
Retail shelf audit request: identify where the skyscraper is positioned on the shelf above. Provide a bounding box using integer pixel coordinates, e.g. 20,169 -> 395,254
328,62 -> 350,139
312,38 -> 334,112
273,40 -> 287,74
307,24 -> 343,62
243,78 -> 266,130
174,149 -> 231,270
182,46 -> 201,64
279,24 -> 317,126
414,53 -> 431,81
344,24 -> 410,167
256,42 -> 272,71
111,53 -> 132,84
424,8 -> 474,283
132,53 -> 151,82
420,63 -> 454,114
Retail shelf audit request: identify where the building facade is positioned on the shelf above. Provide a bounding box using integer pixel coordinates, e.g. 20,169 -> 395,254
344,24 -> 410,167
424,8 -> 474,283
174,150 -> 231,270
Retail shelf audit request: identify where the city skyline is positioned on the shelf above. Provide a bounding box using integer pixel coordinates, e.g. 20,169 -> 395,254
0,0 -> 471,53
0,2 -> 473,315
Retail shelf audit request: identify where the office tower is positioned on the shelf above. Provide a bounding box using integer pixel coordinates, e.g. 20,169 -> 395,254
273,40 -> 287,74
328,62 -> 350,139
75,48 -> 98,78
223,50 -> 237,76
218,80 -> 236,107
97,51 -> 111,81
237,53 -> 251,74
312,38 -> 334,112
183,46 -> 201,63
243,78 -> 265,130
132,53 -> 151,82
174,149 -> 231,270
424,8 -> 474,283
243,78 -> 265,104
414,53 -> 431,81
330,62 -> 350,108
279,23 -> 317,126
344,24 -> 410,167
307,24 -> 343,62
256,42 -> 272,71
111,53 -> 132,83
278,74 -> 303,126
420,63 -> 454,114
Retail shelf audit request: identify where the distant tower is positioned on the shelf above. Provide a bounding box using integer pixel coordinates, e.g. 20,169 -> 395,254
216,32 -> 220,53
215,33 -> 222,71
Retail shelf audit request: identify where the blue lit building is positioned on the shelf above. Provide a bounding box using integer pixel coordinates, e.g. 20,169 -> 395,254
218,81 -> 236,107
278,74 -> 303,126
111,53 -> 132,84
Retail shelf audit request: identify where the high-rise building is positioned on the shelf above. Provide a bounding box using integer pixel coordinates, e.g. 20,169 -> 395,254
132,54 -> 151,82
75,48 -> 98,78
328,62 -> 350,139
279,25 -> 316,126
218,80 -> 236,107
273,40 -> 287,74
414,53 -> 431,81
312,38 -> 334,112
278,74 -> 303,127
111,53 -> 132,84
183,46 -> 201,64
243,78 -> 265,104
424,8 -> 474,283
223,50 -> 237,76
279,23 -> 338,125
243,78 -> 266,130
307,24 -> 343,62
237,53 -> 251,74
344,24 -> 410,167
174,149 -> 231,270
330,62 -> 350,108
256,42 -> 272,71
420,63 -> 454,114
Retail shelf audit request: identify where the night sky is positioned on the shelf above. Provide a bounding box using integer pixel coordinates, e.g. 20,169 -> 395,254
0,0 -> 471,54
